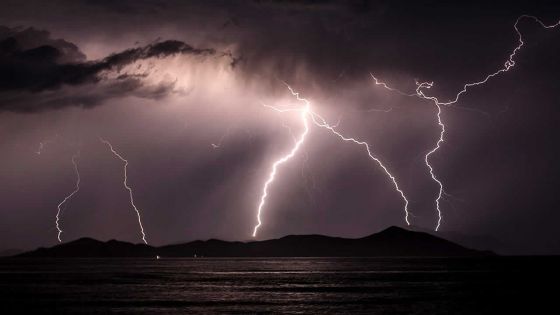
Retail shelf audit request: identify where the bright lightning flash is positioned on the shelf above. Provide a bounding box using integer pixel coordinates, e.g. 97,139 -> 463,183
252,96 -> 310,237
99,138 -> 148,244
370,15 -> 560,231
55,151 -> 81,242
252,84 -> 411,237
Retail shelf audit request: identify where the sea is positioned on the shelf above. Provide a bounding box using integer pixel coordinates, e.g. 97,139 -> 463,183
0,257 -> 558,314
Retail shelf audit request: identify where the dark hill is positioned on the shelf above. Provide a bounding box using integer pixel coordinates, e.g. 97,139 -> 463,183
18,238 -> 155,257
17,226 -> 493,258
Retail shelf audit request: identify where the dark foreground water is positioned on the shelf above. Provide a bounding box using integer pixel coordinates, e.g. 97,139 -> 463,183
0,257 -> 558,314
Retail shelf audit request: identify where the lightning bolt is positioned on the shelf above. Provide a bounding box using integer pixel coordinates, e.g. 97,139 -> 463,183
305,98 -> 411,227
370,15 -> 560,231
252,97 -> 310,237
99,138 -> 148,244
418,83 -> 445,231
55,151 -> 81,242
418,15 -> 560,107
252,84 -> 411,237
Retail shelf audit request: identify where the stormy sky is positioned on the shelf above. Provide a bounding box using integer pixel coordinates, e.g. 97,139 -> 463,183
1,0 -> 559,254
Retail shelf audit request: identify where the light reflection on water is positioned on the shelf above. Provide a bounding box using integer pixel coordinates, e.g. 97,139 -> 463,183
0,257 -> 557,314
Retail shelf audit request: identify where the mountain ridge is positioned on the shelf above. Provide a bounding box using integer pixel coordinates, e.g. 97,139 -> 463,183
15,226 -> 494,258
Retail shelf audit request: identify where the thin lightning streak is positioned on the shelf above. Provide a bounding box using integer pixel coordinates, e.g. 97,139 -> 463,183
371,75 -> 416,97
99,138 -> 148,244
419,15 -> 560,106
415,82 -> 446,231
55,151 -> 81,242
253,84 -> 411,236
305,108 -> 411,227
417,86 -> 446,231
367,76 -> 455,231
370,15 -> 560,231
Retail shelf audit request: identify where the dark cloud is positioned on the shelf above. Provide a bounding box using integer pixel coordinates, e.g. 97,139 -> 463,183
0,26 -> 217,112
227,0 -> 560,95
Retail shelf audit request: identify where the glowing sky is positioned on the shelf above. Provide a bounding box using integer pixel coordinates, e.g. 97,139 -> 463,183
1,0 -> 559,254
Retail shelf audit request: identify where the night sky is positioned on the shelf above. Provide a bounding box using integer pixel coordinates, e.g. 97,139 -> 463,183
1,0 -> 560,254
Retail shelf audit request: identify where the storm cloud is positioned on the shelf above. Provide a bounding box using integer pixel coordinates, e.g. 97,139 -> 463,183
0,26 -> 219,112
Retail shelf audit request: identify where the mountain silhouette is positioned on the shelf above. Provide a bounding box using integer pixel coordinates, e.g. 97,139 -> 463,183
17,226 -> 493,258
19,237 -> 154,257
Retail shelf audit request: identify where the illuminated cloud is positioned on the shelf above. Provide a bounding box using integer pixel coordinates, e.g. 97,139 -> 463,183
0,26 -> 222,112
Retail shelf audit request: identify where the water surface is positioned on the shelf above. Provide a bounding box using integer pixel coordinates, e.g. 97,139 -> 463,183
0,257 -> 557,314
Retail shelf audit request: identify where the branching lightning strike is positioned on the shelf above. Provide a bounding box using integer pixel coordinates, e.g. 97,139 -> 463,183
252,84 -> 410,237
418,15 -> 560,107
44,15 -> 560,242
252,96 -> 310,237
55,151 -> 81,242
100,138 -> 148,244
370,14 -> 560,231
